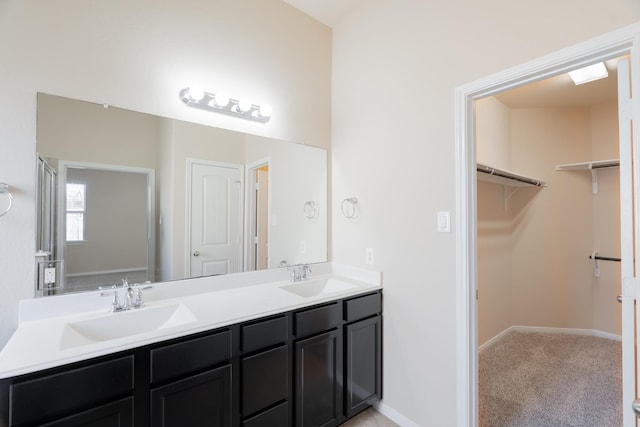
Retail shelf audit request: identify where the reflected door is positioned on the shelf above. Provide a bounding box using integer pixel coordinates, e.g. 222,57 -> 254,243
189,161 -> 243,277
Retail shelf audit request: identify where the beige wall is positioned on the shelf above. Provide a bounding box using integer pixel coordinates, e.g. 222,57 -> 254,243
37,94 -> 161,169
332,2 -> 638,424
476,97 -> 511,169
477,99 -> 621,346
0,0 -> 331,347
591,101 -> 622,335
65,168 -> 148,275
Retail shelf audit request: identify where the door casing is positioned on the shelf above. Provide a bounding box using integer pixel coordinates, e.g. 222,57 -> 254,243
454,24 -> 640,427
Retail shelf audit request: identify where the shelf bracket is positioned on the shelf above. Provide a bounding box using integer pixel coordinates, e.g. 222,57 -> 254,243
502,186 -> 520,210
590,167 -> 598,195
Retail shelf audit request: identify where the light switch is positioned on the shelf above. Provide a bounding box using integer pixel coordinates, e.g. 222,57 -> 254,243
437,211 -> 451,233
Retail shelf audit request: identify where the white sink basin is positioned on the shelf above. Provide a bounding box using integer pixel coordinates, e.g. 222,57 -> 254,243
60,304 -> 197,349
280,278 -> 358,298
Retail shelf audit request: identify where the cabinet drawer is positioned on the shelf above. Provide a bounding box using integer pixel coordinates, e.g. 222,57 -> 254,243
345,293 -> 381,323
10,355 -> 134,426
150,330 -> 231,384
242,345 -> 289,416
41,396 -> 133,427
242,315 -> 288,353
243,401 -> 289,427
151,365 -> 232,427
294,302 -> 342,338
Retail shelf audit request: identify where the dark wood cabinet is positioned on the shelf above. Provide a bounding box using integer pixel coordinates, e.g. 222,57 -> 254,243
344,316 -> 381,418
343,292 -> 382,419
5,355 -> 134,427
0,290 -> 382,427
294,328 -> 343,427
40,397 -> 134,427
240,314 -> 291,426
150,365 -> 232,427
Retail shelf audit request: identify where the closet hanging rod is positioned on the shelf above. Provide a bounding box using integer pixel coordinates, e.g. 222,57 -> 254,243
588,255 -> 621,262
590,161 -> 619,169
476,164 -> 545,187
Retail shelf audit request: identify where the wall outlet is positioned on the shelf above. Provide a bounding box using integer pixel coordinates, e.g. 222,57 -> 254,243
44,267 -> 56,284
300,240 -> 307,254
365,248 -> 374,265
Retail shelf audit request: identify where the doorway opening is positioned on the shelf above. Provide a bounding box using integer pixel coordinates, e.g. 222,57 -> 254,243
475,55 -> 624,426
245,160 -> 271,271
454,25 -> 640,427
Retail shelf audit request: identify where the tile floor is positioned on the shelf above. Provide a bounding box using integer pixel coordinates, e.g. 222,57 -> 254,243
342,407 -> 399,427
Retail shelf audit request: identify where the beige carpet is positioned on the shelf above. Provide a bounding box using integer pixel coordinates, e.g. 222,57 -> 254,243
479,331 -> 622,427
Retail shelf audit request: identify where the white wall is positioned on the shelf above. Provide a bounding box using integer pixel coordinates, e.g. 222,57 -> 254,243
332,1 -> 639,425
0,0 -> 331,347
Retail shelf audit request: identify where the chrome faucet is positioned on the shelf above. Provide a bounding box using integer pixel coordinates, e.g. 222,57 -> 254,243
99,279 -> 152,312
281,262 -> 312,282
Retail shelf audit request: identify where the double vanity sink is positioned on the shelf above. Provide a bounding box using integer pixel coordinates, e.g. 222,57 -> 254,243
0,263 -> 382,427
58,277 -> 359,351
0,263 -> 380,378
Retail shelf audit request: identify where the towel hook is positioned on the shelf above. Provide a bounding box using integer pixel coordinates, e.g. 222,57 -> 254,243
304,201 -> 317,219
0,183 -> 12,217
341,197 -> 358,218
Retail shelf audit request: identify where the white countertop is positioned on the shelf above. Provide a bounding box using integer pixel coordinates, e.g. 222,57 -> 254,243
0,263 -> 381,379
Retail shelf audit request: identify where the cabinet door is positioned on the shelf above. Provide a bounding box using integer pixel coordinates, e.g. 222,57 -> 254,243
151,365 -> 232,427
40,397 -> 133,427
345,316 -> 381,418
294,329 -> 342,427
242,345 -> 289,417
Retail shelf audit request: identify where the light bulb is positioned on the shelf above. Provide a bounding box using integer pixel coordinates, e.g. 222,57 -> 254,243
238,98 -> 252,113
214,92 -> 230,107
187,85 -> 205,102
259,104 -> 272,118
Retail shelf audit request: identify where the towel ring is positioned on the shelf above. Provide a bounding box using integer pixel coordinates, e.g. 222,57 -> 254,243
304,201 -> 317,219
0,183 -> 12,217
341,197 -> 358,219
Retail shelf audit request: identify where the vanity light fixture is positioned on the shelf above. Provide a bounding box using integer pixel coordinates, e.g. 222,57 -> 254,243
568,62 -> 608,85
179,86 -> 272,123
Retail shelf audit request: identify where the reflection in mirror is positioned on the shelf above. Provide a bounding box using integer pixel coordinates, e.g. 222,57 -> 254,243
36,93 -> 327,296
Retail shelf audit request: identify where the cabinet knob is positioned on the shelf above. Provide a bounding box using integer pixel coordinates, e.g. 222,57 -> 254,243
193,251 -> 200,257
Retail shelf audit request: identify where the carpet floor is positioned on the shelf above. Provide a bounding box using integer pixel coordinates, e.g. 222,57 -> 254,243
479,331 -> 622,427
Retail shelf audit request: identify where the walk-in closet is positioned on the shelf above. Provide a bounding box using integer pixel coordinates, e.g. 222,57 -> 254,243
476,56 -> 624,426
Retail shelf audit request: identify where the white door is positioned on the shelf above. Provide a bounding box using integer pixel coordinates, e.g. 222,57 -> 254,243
189,161 -> 242,277
618,57 -> 639,427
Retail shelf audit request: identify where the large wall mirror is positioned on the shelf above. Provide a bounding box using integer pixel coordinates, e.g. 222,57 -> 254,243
35,93 -> 327,296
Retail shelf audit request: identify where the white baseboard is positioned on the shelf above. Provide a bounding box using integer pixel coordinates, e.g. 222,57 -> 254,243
480,325 -> 621,352
373,401 -> 421,427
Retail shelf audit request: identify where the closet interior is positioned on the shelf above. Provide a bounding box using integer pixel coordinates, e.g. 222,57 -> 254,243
476,57 -> 623,345
476,56 -> 624,424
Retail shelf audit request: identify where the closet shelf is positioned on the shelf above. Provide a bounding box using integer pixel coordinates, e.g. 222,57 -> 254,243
476,163 -> 547,188
555,159 -> 619,171
555,159 -> 619,194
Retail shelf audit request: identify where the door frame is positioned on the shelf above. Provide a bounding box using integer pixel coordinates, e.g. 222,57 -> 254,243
185,158 -> 244,277
244,158 -> 271,271
454,24 -> 640,427
57,160 -> 156,287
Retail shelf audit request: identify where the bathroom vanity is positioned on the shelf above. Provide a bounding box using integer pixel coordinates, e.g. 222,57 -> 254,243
0,264 -> 382,427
